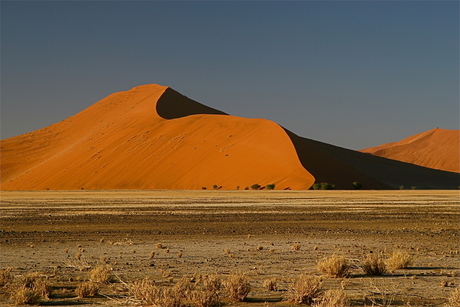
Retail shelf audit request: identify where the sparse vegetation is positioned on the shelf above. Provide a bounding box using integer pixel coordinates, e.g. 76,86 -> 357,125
203,275 -> 222,293
263,278 -> 278,291
0,268 -> 13,287
312,182 -> 335,190
361,254 -> 388,275
10,285 -> 42,305
289,274 -> 323,304
447,287 -> 460,307
316,289 -> 351,307
317,254 -> 350,278
224,273 -> 251,302
251,184 -> 261,190
75,281 -> 99,298
385,251 -> 414,271
190,290 -> 221,307
89,266 -> 113,283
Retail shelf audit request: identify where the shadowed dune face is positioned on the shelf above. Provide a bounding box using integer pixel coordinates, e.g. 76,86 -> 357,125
361,128 -> 459,173
1,84 -> 458,191
0,84 -> 314,190
286,129 -> 459,190
156,88 -> 227,119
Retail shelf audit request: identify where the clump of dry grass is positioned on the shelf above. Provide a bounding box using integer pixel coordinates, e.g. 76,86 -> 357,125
292,243 -> 301,251
224,273 -> 251,302
263,278 -> 277,291
315,289 -> 350,307
289,274 -> 322,304
75,281 -> 99,298
150,251 -> 156,259
173,276 -> 195,298
0,268 -> 13,287
130,278 -> 190,307
447,287 -> 460,307
317,255 -> 350,278
89,265 -> 113,283
257,245 -> 264,251
9,273 -> 52,305
156,243 -> 163,249
202,275 -> 222,293
361,254 -> 387,275
10,285 -> 42,305
385,251 -> 414,271
190,290 -> 221,307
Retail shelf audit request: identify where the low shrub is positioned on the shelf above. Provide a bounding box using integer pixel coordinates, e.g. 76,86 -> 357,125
447,287 -> 460,307
263,278 -> 277,291
385,251 -> 414,271
202,275 -> 222,293
312,183 -> 335,190
190,290 -> 221,307
224,273 -> 251,302
361,254 -> 387,275
317,255 -> 350,278
10,286 -> 41,305
75,281 -> 99,298
266,183 -> 276,190
0,268 -> 13,287
289,274 -> 322,304
292,243 -> 301,251
316,289 -> 351,307
89,266 -> 113,283
250,184 -> 261,190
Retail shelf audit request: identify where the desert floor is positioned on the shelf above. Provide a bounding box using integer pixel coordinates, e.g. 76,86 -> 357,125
0,190 -> 459,306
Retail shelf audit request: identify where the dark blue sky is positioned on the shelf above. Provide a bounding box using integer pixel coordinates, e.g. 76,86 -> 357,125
2,1 -> 458,149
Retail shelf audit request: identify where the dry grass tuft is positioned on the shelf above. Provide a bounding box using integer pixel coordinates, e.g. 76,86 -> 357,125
150,251 -> 156,259
156,243 -> 163,249
9,273 -> 52,305
292,243 -> 301,251
89,265 -> 113,283
263,278 -> 278,291
257,245 -> 264,251
315,289 -> 350,307
447,287 -> 460,307
289,274 -> 322,304
317,255 -> 350,278
385,251 -> 414,271
173,276 -> 195,298
361,254 -> 388,275
0,268 -> 13,287
130,278 -> 188,307
190,290 -> 221,307
202,275 -> 222,293
75,281 -> 100,298
224,273 -> 251,302
10,285 -> 42,305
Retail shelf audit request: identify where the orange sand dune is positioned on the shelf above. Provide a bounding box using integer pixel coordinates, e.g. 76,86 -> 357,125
1,84 -> 459,190
361,128 -> 459,173
1,85 -> 314,190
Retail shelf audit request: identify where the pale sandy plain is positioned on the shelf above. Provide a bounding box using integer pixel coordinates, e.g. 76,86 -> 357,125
1,190 -> 459,306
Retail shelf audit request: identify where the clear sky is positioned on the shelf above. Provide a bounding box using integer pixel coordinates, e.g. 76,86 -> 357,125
1,1 -> 458,150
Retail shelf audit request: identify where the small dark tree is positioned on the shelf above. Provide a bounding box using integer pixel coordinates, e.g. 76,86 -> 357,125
320,182 -> 334,190
212,184 -> 219,190
312,183 -> 322,190
352,182 -> 362,190
266,183 -> 276,190
251,184 -> 261,190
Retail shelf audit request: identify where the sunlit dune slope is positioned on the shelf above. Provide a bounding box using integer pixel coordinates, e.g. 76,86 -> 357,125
1,84 -> 315,190
361,128 -> 459,173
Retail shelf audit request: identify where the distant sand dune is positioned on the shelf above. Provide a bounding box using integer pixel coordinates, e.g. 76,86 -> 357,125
1,84 -> 314,190
361,128 -> 459,173
1,84 -> 458,190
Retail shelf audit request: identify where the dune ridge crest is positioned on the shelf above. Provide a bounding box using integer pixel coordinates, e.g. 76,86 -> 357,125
361,128 -> 459,173
2,84 -> 458,190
